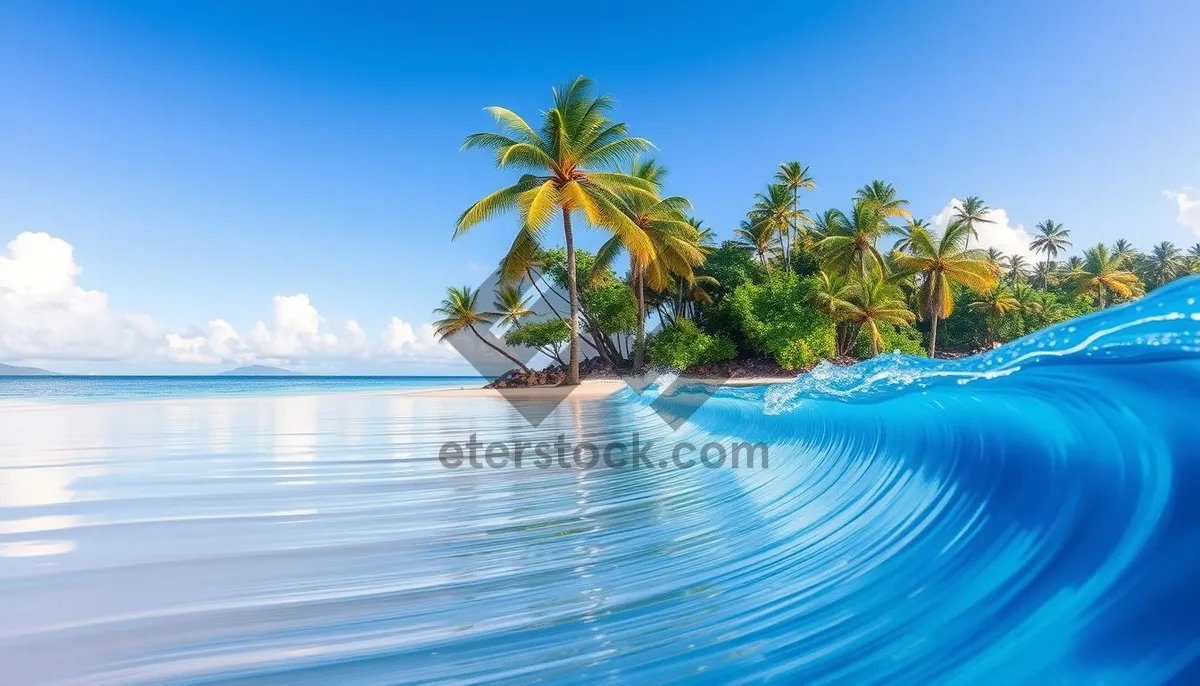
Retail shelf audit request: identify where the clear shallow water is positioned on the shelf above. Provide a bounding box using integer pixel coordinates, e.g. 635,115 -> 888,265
3,280 -> 1200,684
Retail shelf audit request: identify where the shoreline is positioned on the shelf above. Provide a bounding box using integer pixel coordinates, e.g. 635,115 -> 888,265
413,375 -> 798,399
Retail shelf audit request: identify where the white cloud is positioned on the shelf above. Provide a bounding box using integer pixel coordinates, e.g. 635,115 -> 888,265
929,199 -> 1038,261
1164,189 -> 1200,237
163,295 -> 457,367
0,231 -> 460,370
0,232 -> 158,361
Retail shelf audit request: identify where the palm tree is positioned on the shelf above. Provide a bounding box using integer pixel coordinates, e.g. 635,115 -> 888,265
894,219 -> 930,254
892,218 -> 998,357
1029,219 -> 1071,263
1111,239 -> 1138,268
818,200 -> 892,278
749,183 -> 808,273
969,287 -> 1020,347
1062,255 -> 1084,273
493,284 -> 533,329
984,248 -> 1006,277
953,196 -> 993,245
592,159 -> 701,371
1189,243 -> 1200,273
1003,254 -> 1031,285
456,76 -> 655,385
855,180 -> 910,218
1031,260 -> 1057,289
774,162 -> 816,269
830,276 -> 916,357
734,218 -> 780,268
1142,241 -> 1187,287
434,286 -> 532,373
1070,244 -> 1143,308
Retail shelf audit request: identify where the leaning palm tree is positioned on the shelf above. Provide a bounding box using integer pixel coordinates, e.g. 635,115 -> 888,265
855,180 -> 910,218
493,284 -> 534,329
953,196 -> 993,245
1070,244 -> 1143,308
774,162 -> 817,269
592,159 -> 701,371
818,200 -> 892,278
831,275 -> 916,357
434,286 -> 532,373
749,183 -> 808,273
1142,241 -> 1187,288
733,218 -> 780,268
892,219 -> 998,356
1029,219 -> 1071,263
969,287 -> 1020,347
456,76 -> 655,385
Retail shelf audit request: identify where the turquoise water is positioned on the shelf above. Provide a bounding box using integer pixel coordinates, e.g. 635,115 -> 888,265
3,279 -> 1200,683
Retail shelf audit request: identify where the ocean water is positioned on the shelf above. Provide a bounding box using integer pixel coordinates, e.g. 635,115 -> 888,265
3,279 -> 1200,684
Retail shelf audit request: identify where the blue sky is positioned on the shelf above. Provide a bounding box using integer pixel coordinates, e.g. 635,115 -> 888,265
1,0 -> 1198,373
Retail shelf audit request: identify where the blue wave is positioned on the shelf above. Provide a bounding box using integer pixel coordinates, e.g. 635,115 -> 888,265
634,276 -> 1200,683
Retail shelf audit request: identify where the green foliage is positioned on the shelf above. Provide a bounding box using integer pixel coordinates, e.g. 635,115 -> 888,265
542,247 -> 606,292
727,271 -> 837,364
776,339 -> 817,370
646,319 -> 737,369
855,324 -> 926,358
504,319 -> 569,349
699,241 -> 763,298
584,283 -> 637,335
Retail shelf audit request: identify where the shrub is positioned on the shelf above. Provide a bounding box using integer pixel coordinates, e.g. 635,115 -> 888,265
727,271 -> 837,362
504,319 -> 570,363
776,339 -> 817,370
647,319 -> 737,369
854,324 -> 926,358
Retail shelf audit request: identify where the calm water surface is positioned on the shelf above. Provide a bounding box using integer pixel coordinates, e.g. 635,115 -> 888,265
4,280 -> 1200,684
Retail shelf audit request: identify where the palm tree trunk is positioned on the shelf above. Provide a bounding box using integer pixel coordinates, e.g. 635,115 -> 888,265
562,208 -> 581,385
928,315 -> 939,357
469,325 -> 531,374
633,270 -> 646,371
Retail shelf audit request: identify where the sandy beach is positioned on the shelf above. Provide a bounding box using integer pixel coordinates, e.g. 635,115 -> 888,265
413,376 -> 798,399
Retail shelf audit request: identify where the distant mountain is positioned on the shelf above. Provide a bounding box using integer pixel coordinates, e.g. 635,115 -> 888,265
0,362 -> 58,376
217,365 -> 303,376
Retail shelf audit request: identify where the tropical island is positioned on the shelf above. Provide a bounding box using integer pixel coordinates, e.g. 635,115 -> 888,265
435,76 -> 1196,387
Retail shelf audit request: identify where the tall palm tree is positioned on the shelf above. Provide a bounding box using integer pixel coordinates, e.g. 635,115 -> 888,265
1189,243 -> 1200,273
733,218 -> 780,268
434,286 -> 532,373
1070,244 -> 1143,308
493,284 -> 534,329
592,159 -> 701,371
829,276 -> 916,357
1029,219 -> 1071,263
855,180 -> 910,218
969,287 -> 1020,347
1003,254 -> 1031,285
749,183 -> 808,273
1142,241 -> 1186,287
894,218 -> 930,254
818,200 -> 892,278
1111,239 -> 1138,268
774,162 -> 816,269
456,76 -> 655,385
892,219 -> 998,356
953,196 -> 993,245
